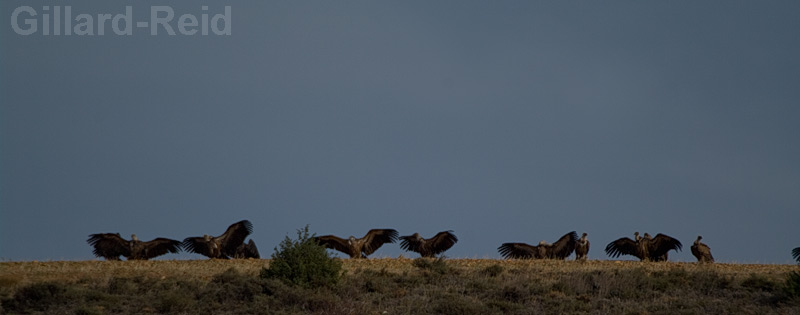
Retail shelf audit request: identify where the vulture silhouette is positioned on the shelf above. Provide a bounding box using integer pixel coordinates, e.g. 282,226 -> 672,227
182,220 -> 253,259
793,247 -> 800,263
233,239 -> 260,259
498,231 -> 578,259
87,233 -> 181,260
313,229 -> 399,258
690,235 -> 714,263
605,232 -> 682,261
399,231 -> 458,258
574,232 -> 590,261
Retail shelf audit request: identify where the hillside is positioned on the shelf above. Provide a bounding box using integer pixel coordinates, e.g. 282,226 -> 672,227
2,259 -> 799,314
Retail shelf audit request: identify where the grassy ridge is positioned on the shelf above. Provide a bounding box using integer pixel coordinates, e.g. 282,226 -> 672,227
2,259 -> 799,314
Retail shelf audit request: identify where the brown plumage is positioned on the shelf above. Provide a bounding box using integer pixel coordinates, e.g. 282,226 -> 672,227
498,231 -> 578,260
605,232 -> 682,261
87,233 -> 181,260
233,239 -> 260,259
182,220 -> 253,259
690,235 -> 714,263
399,231 -> 458,258
574,232 -> 590,261
313,229 -> 399,258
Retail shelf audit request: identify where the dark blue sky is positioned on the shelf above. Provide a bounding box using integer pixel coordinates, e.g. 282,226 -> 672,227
2,1 -> 799,263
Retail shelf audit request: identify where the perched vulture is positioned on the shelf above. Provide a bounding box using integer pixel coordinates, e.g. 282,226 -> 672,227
574,232 -> 590,261
313,229 -> 399,259
399,231 -> 458,258
233,239 -> 260,259
87,233 -> 181,260
498,231 -> 578,260
792,247 -> 800,263
690,235 -> 714,263
182,220 -> 253,259
605,232 -> 682,261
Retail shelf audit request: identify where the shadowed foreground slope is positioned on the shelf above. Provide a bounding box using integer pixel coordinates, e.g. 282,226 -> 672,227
1,259 -> 799,314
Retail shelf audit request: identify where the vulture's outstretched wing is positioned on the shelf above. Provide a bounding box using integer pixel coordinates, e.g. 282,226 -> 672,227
360,229 -> 399,256
218,220 -> 253,256
182,237 -> 225,259
87,233 -> 130,260
399,235 -> 421,253
428,231 -> 458,256
138,238 -> 182,259
550,231 -> 578,259
648,233 -> 682,259
792,247 -> 800,263
235,239 -> 260,259
314,235 -> 356,257
498,243 -> 538,259
605,237 -> 639,259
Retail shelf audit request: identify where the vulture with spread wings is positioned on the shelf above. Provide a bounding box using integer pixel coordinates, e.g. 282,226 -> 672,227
690,235 -> 714,263
87,233 -> 181,260
605,232 -> 682,261
399,231 -> 458,258
792,247 -> 800,264
498,231 -> 578,259
182,220 -> 253,259
313,229 -> 399,258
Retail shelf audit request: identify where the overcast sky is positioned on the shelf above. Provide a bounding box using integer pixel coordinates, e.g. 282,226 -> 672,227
2,1 -> 798,263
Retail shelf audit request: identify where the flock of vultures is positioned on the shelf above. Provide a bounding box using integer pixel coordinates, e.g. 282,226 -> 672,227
88,220 -> 800,263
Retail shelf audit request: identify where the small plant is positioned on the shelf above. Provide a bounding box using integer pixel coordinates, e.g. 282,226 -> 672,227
783,271 -> 800,298
412,257 -> 451,275
482,264 -> 504,277
741,273 -> 777,292
260,225 -> 342,288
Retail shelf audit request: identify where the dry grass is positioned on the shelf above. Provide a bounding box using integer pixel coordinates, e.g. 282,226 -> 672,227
4,259 -> 793,285
1,259 -> 799,314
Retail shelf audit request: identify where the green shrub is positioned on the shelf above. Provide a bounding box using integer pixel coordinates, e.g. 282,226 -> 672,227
260,225 -> 342,288
205,268 -> 262,303
156,292 -> 194,314
430,292 -> 488,314
4,282 -> 68,311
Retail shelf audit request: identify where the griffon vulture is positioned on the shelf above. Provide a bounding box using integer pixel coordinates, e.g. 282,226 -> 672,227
87,233 -> 181,260
399,231 -> 458,258
605,232 -> 682,261
233,239 -> 260,259
792,247 -> 800,263
690,235 -> 714,263
574,232 -> 590,261
181,220 -> 253,259
498,231 -> 578,260
313,229 -> 399,259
